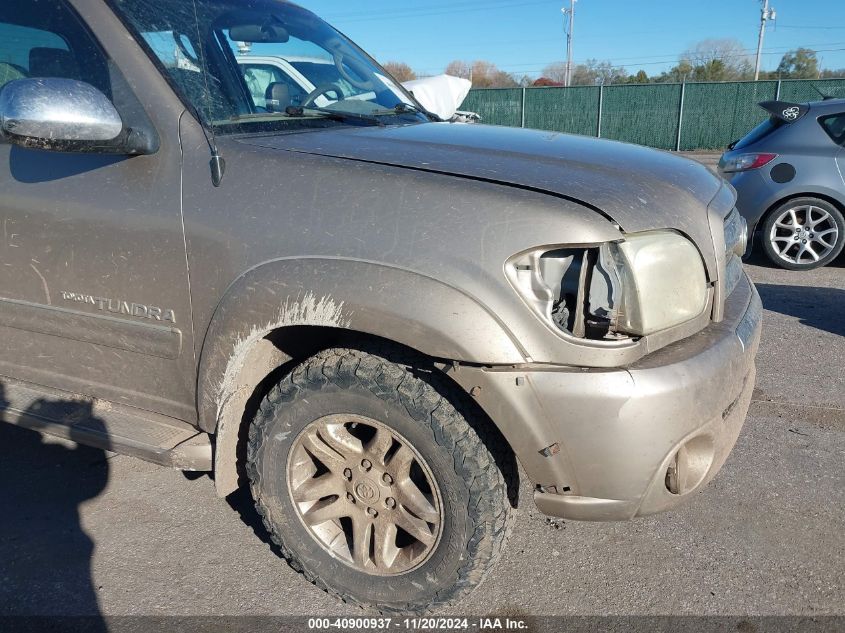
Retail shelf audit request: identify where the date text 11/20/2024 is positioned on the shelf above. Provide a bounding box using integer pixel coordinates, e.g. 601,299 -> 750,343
307,617 -> 529,630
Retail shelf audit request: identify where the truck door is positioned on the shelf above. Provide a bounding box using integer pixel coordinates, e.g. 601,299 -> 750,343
0,0 -> 197,421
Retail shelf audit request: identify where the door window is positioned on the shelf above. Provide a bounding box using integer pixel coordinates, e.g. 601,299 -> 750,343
0,0 -> 114,99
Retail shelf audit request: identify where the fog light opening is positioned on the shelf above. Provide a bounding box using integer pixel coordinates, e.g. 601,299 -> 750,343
664,435 -> 715,496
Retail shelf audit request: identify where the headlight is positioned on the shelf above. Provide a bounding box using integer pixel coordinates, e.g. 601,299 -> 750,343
506,231 -> 709,341
608,231 -> 709,336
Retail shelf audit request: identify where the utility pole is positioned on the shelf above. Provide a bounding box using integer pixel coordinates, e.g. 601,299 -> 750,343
754,0 -> 776,81
562,0 -> 577,87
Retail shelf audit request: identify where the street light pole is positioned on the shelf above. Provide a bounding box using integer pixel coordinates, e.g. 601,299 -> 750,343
563,0 -> 577,87
754,0 -> 776,81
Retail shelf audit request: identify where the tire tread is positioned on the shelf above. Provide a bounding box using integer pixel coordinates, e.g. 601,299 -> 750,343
245,346 -> 515,614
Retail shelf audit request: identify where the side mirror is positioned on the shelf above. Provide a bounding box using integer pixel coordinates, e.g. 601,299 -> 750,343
0,78 -> 136,154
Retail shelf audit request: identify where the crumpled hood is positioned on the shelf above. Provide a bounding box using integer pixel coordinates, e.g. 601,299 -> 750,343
239,122 -> 729,254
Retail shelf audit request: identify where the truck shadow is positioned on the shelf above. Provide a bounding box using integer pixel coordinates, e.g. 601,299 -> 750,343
0,384 -> 109,631
755,284 -> 845,337
9,145 -> 128,183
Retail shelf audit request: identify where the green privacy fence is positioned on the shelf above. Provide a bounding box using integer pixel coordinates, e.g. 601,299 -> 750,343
461,78 -> 845,151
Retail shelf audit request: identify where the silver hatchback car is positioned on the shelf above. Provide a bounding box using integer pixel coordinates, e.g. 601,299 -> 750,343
719,99 -> 845,270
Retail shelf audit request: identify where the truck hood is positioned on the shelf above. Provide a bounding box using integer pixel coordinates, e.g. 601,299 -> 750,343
239,122 -> 728,249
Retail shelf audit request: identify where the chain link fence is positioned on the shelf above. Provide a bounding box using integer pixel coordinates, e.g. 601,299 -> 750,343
461,78 -> 845,151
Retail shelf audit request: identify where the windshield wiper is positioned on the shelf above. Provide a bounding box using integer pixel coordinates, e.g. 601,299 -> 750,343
284,106 -> 384,127
372,103 -> 442,122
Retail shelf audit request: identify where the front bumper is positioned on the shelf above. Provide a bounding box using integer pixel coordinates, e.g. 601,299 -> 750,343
451,273 -> 762,521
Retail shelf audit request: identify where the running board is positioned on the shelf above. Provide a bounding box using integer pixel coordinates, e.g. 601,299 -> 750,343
0,377 -> 212,471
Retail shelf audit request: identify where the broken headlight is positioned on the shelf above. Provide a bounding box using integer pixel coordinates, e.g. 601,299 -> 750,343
506,231 -> 709,340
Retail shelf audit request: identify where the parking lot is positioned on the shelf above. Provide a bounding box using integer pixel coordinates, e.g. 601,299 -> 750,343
1,248 -> 842,620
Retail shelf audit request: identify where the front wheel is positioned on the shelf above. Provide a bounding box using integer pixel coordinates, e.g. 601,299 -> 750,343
246,347 -> 514,614
761,197 -> 844,270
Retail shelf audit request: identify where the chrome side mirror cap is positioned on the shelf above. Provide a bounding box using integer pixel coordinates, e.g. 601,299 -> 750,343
0,78 -> 125,151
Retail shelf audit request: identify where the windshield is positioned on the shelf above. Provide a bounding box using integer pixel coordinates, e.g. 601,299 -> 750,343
109,0 -> 428,133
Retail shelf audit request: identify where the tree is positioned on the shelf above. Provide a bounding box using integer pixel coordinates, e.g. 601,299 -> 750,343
654,39 -> 753,83
382,61 -> 417,82
821,68 -> 845,79
540,61 -> 568,85
445,60 -> 471,80
533,77 -> 563,87
572,59 -> 628,85
656,59 -> 694,83
776,48 -> 819,79
444,60 -> 518,88
679,38 -> 753,81
542,59 -> 627,86
626,70 -> 649,84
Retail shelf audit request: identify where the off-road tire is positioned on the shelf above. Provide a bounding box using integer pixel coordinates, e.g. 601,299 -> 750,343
761,197 -> 845,270
245,347 -> 514,614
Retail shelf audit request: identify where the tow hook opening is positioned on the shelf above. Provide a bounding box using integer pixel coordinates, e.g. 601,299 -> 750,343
665,435 -> 715,496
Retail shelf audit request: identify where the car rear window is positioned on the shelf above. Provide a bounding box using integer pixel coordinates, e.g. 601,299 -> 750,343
733,117 -> 782,150
820,113 -> 845,145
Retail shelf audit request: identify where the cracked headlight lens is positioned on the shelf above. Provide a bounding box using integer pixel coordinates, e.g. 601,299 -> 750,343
609,231 -> 709,336
507,231 -> 709,341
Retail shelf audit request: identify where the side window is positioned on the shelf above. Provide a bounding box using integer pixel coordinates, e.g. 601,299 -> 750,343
0,23 -> 66,89
820,114 -> 845,146
0,0 -> 113,98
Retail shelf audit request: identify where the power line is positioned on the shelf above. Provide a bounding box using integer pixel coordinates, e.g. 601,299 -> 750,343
775,25 -> 845,30
405,43 -> 845,76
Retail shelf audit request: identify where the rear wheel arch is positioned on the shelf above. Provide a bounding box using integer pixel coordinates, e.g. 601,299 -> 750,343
756,190 -> 845,234
749,190 -> 844,246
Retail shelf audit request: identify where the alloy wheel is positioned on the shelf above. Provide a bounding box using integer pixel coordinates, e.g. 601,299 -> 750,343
286,414 -> 443,576
768,204 -> 840,266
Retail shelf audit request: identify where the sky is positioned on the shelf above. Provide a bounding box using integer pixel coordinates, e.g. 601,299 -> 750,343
303,0 -> 845,79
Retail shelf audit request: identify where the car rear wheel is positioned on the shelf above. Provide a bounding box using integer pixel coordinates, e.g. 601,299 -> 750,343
761,197 -> 845,270
246,347 -> 514,614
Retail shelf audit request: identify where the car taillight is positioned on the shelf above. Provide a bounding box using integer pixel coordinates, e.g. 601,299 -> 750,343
720,153 -> 778,173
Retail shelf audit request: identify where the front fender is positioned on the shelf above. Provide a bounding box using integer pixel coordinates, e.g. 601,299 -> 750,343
196,257 -> 527,433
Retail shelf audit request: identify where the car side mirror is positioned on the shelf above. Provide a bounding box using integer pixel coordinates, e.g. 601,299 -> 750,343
0,78 -> 154,155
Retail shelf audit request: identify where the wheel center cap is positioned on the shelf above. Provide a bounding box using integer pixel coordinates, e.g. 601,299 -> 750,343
354,479 -> 380,504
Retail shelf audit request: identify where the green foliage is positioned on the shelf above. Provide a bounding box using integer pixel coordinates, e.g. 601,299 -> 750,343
776,48 -> 820,79
626,70 -> 649,84
656,39 -> 752,83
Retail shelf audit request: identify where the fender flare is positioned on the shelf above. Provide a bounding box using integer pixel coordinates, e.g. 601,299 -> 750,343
196,258 -> 527,494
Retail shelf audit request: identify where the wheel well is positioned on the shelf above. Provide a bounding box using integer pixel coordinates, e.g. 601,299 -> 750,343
212,326 -> 519,504
756,192 -> 845,233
